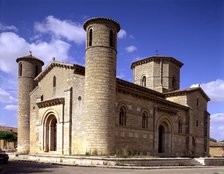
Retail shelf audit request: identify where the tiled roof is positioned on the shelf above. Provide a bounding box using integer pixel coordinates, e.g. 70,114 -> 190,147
164,87 -> 210,101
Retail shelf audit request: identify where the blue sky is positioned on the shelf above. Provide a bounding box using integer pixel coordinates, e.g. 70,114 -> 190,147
0,0 -> 223,140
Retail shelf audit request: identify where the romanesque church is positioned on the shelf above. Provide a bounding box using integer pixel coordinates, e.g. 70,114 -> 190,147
16,17 -> 210,157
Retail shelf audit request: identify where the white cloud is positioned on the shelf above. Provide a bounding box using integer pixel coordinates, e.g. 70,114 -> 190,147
0,88 -> 17,103
210,113 -> 224,140
125,45 -> 137,53
118,29 -> 127,39
34,15 -> 85,44
30,39 -> 70,63
0,23 -> 18,32
0,32 -> 29,73
191,79 -> 224,102
0,32 -> 70,74
211,113 -> 224,124
4,104 -> 18,111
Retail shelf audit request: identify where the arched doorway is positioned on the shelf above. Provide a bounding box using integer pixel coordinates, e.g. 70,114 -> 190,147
192,137 -> 196,156
158,125 -> 165,153
157,120 -> 172,155
44,114 -> 57,152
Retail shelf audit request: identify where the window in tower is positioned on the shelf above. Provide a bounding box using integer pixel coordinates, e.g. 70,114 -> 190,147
196,120 -> 199,127
35,65 -> 38,77
141,76 -> 146,87
88,28 -> 92,46
197,97 -> 199,107
172,76 -> 176,89
178,120 -> 182,133
109,29 -> 114,47
19,63 -> 22,76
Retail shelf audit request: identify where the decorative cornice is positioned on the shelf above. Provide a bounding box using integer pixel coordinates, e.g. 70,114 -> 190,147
16,54 -> 44,65
157,107 -> 177,115
83,17 -> 120,31
116,78 -> 189,111
36,98 -> 64,108
131,56 -> 183,69
117,78 -> 164,98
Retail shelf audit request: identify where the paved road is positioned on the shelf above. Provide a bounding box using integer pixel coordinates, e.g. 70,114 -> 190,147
1,161 -> 224,174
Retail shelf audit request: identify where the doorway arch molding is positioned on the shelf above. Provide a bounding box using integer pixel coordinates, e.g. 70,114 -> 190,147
41,109 -> 60,125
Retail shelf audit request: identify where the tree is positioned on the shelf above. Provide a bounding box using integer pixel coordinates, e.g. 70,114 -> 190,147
0,131 -> 17,142
210,137 -> 217,142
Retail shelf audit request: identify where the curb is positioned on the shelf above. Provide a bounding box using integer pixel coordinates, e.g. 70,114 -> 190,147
8,159 -> 223,170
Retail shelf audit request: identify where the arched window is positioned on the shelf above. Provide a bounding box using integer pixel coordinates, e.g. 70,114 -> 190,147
141,76 -> 146,87
53,76 -> 56,87
172,76 -> 176,89
196,120 -> 199,127
41,95 -> 44,101
119,107 -> 126,126
142,112 -> 148,128
88,28 -> 92,46
35,65 -> 38,77
109,29 -> 114,47
178,120 -> 182,133
19,63 -> 22,76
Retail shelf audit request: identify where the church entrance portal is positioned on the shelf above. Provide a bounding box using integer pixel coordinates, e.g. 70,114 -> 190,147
158,125 -> 165,153
158,120 -> 172,155
44,115 -> 57,152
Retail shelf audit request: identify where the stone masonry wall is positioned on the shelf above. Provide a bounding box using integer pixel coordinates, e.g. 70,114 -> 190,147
115,92 -> 188,156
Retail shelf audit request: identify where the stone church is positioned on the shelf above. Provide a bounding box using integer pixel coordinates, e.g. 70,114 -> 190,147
16,17 -> 210,157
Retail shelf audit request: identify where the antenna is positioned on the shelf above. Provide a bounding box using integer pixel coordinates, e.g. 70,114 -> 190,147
155,50 -> 159,55
29,51 -> 32,57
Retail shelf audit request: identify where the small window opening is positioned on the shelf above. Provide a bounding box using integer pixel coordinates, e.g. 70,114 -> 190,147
141,76 -> 146,87
35,65 -> 38,77
41,95 -> 44,101
19,63 -> 22,76
172,76 -> 176,89
196,120 -> 199,127
142,112 -> 148,129
119,107 -> 126,126
53,76 -> 56,87
89,28 -> 92,46
78,96 -> 82,101
109,29 -> 114,47
178,120 -> 182,133
196,97 -> 199,106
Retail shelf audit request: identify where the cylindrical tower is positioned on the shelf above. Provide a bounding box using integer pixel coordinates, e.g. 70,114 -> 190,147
83,17 -> 120,155
16,54 -> 44,154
